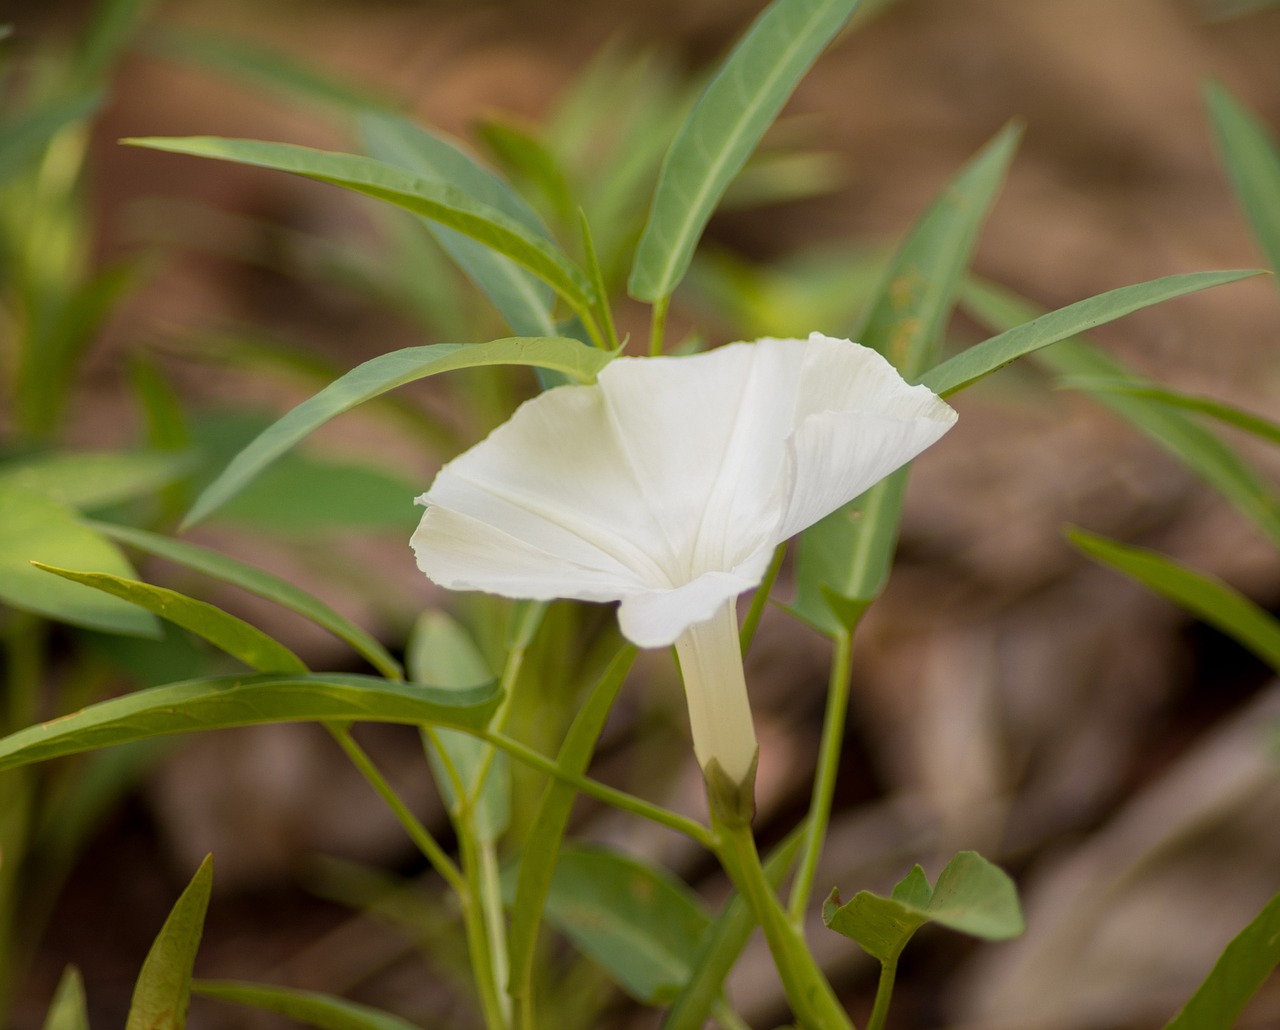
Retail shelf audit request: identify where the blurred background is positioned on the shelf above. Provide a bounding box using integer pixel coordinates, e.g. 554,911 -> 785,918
4,0 -> 1280,1027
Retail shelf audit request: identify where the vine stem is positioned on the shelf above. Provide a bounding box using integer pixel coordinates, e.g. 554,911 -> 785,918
649,295 -> 670,356
712,811 -> 856,1030
865,956 -> 898,1030
789,626 -> 855,921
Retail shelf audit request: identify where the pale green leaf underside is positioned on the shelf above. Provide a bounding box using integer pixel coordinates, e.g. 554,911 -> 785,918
0,673 -> 500,774
629,0 -> 861,302
32,563 -> 308,675
194,981 -> 423,1030
181,336 -> 614,528
1069,529 -> 1280,672
0,485 -> 159,637
543,844 -> 710,1003
0,451 -> 194,511
123,136 -> 595,312
89,520 -> 403,680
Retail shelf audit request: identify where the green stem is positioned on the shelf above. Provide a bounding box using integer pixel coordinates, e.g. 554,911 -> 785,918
327,724 -> 465,896
479,730 -> 713,848
458,830 -> 512,1030
865,957 -> 898,1030
714,814 -> 856,1030
649,295 -> 669,356
789,627 -> 855,921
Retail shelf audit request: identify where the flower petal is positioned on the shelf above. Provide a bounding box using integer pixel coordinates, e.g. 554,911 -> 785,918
773,335 -> 957,541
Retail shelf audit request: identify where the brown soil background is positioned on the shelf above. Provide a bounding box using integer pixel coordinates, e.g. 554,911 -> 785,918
9,0 -> 1280,1027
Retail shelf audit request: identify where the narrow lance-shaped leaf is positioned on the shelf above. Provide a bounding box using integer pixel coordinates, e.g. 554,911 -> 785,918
1068,528 -> 1280,673
194,981 -> 424,1030
87,520 -> 403,680
924,270 -> 1260,397
32,563 -> 308,674
125,854 -> 213,1030
123,137 -> 596,316
360,112 -> 557,338
0,91 -> 101,184
1205,81 -> 1280,279
181,336 -> 614,529
0,450 -> 194,511
0,673 -> 500,774
960,275 -> 1280,550
792,125 -> 1018,636
1164,887 -> 1280,1030
629,0 -> 861,302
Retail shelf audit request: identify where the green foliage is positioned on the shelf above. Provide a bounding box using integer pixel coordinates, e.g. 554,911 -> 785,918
792,125 -> 1018,636
0,485 -> 159,637
181,336 -> 612,528
1205,81 -> 1280,280
824,851 -> 1023,962
1163,887 -> 1280,1029
194,981 -> 423,1030
90,520 -> 403,679
1068,529 -> 1280,672
628,0 -> 861,302
0,450 -> 193,511
40,967 -> 89,1030
410,611 -> 510,844
125,855 -> 212,1030
0,673 -> 501,774
540,845 -> 710,1004
123,137 -> 599,324
31,564 -> 309,673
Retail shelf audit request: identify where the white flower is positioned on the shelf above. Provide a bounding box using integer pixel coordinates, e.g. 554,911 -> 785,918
412,334 -> 956,787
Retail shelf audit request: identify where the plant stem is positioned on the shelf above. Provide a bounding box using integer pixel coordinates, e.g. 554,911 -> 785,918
713,814 -> 856,1030
789,627 -> 855,921
327,724 -> 465,895
458,830 -> 512,1030
479,730 -> 713,848
865,957 -> 898,1030
649,295 -> 669,356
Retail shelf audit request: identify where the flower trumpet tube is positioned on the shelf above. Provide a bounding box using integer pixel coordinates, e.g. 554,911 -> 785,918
411,334 -> 956,801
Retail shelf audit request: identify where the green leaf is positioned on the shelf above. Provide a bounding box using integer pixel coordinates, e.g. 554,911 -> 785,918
1205,81 -> 1280,278
0,485 -> 160,637
823,851 -> 1023,963
146,27 -> 398,114
74,0 -> 157,86
857,121 -> 1020,378
1057,377 -> 1280,447
476,117 -> 576,229
0,673 -> 500,774
123,137 -> 595,316
41,966 -> 89,1030
409,611 -> 509,842
541,844 -> 710,1004
961,276 -> 1280,550
88,520 -> 403,680
0,450 -> 194,510
32,564 -> 308,674
790,127 -> 1017,637
923,270 -> 1260,397
360,112 -> 557,338
507,645 -> 638,1016
1068,528 -> 1280,672
1164,887 -> 1280,1029
125,854 -> 213,1030
628,0 -> 861,302
0,91 -> 101,183
180,336 -> 613,528
194,981 -> 422,1030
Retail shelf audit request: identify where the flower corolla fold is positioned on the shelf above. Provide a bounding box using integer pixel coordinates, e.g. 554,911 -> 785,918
411,334 -> 957,787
